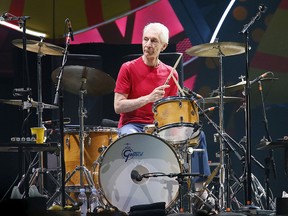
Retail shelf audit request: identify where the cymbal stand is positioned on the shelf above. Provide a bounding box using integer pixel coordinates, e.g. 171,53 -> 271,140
217,54 -> 226,212
239,4 -> 267,207
34,37 -> 45,194
64,83 -> 95,191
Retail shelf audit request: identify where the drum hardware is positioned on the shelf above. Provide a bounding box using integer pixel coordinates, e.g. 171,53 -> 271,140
255,79 -> 276,210
0,98 -> 58,110
50,44 -> 116,204
212,132 -> 272,211
190,164 -> 221,214
238,4 -> 267,210
186,41 -> 246,212
51,28 -> 74,206
63,85 -> 96,192
11,36 -> 64,198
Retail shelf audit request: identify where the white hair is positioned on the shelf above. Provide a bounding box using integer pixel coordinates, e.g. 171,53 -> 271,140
143,22 -> 169,44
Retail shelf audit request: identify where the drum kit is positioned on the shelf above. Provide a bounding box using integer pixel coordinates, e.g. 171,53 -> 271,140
1,37 -> 278,214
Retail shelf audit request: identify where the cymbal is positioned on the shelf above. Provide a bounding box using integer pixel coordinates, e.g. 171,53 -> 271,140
225,78 -> 278,92
12,39 -> 65,56
198,96 -> 244,104
0,99 -> 58,109
51,65 -> 115,96
185,42 -> 245,57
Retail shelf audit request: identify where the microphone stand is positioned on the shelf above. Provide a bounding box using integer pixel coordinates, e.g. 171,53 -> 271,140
239,4 -> 267,207
53,30 -> 71,207
6,13 -> 32,198
257,80 -> 276,210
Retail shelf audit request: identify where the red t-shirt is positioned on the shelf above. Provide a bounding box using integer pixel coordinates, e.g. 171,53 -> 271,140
114,56 -> 179,128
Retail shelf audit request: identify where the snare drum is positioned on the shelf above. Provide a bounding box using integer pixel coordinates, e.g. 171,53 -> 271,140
97,133 -> 181,212
152,96 -> 200,144
64,126 -> 118,188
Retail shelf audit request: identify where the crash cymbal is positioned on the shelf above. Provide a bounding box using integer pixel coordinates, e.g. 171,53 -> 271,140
198,96 -> 244,104
185,42 -> 245,57
225,78 -> 279,92
51,65 -> 115,96
0,99 -> 58,109
12,39 -> 65,56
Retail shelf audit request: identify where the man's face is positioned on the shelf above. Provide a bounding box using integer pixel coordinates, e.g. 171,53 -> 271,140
142,28 -> 165,58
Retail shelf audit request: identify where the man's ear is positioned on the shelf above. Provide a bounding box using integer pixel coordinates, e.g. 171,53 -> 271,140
161,43 -> 168,51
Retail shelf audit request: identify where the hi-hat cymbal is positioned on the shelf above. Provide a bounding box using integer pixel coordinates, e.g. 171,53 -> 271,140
185,42 -> 245,57
225,78 -> 278,92
51,65 -> 115,96
0,99 -> 58,109
198,96 -> 244,104
12,39 -> 65,56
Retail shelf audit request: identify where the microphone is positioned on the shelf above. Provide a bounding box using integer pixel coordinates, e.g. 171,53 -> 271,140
250,71 -> 272,85
43,117 -> 71,125
0,12 -> 8,21
66,18 -> 74,41
131,170 -> 143,181
199,106 -> 217,116
259,4 -> 267,13
183,87 -> 203,99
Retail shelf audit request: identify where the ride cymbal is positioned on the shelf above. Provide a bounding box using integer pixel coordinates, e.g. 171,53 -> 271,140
198,96 -> 244,104
12,39 -> 65,56
51,65 -> 115,96
0,99 -> 58,109
185,42 -> 245,57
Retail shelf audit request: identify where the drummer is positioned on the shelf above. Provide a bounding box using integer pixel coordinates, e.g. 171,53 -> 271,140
114,22 -> 211,192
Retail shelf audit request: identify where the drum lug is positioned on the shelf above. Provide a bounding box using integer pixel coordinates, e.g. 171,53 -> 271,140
65,135 -> 70,149
154,121 -> 158,128
84,132 -> 91,147
179,100 -> 183,108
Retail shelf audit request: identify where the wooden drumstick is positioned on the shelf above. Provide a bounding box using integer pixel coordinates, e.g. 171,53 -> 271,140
171,73 -> 185,96
164,53 -> 185,96
164,53 -> 183,85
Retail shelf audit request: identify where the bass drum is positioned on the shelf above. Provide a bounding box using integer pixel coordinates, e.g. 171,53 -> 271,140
98,133 -> 181,213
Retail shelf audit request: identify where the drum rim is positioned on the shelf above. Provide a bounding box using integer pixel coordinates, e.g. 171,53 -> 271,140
64,126 -> 119,133
153,95 -> 192,105
97,132 -> 181,211
156,122 -> 199,131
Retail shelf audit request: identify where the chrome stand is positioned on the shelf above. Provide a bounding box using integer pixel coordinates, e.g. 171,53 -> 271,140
23,37 -> 46,195
64,85 -> 95,193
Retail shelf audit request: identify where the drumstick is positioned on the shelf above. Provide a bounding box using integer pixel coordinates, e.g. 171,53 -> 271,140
164,53 -> 183,85
171,73 -> 185,96
164,53 -> 185,96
